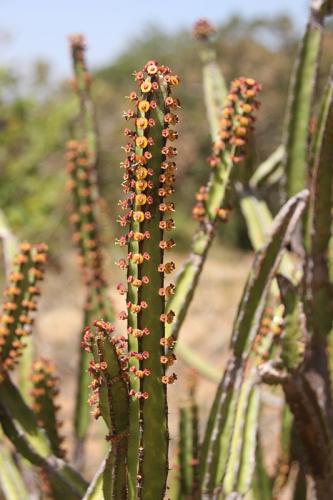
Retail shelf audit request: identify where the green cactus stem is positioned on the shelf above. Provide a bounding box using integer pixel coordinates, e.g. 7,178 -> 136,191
0,242 -> 47,377
238,188 -> 299,285
69,34 -> 98,165
305,67 -> 333,340
250,440 -> 272,500
116,61 -> 180,499
199,190 -> 308,496
166,77 -> 261,344
31,358 -> 67,498
260,364 -> 333,500
164,42 -> 258,380
192,19 -> 228,142
282,1 -> 329,199
31,358 -> 66,460
82,456 -> 106,499
66,138 -> 113,446
178,388 -> 200,499
68,35 -> 114,449
0,439 -> 29,500
238,189 -> 274,252
0,376 -> 87,498
83,320 -> 129,499
223,369 -> 260,496
203,306 -> 282,498
299,66 -> 333,433
249,145 -> 285,190
232,190 -> 308,358
277,276 -> 307,371
271,405 -> 294,498
66,139 -> 111,323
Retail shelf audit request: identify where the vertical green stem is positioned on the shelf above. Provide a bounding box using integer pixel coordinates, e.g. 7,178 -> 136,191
118,62 -> 180,499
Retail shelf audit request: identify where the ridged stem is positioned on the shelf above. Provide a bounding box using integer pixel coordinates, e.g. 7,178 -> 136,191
0,376 -> 87,497
31,358 -> 66,459
68,35 -> 113,450
66,138 -> 112,450
83,320 -> 129,499
117,61 -> 180,499
178,388 -> 200,499
282,5 -> 325,199
69,34 -> 98,168
0,243 -> 47,375
193,19 -> 228,142
199,190 -> 308,496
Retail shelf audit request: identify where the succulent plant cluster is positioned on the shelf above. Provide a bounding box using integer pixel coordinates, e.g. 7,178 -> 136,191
0,1 -> 332,499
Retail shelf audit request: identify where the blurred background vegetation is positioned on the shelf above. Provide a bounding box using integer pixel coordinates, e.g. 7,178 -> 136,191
1,14 -> 333,257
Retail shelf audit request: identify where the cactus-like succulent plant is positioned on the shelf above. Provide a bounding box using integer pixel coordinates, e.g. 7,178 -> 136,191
83,320 -> 129,498
67,34 -> 114,451
117,60 -> 180,499
1,5 -> 333,499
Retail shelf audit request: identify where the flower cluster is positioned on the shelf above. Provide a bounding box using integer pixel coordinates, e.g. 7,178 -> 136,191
0,243 -> 47,376
31,358 -> 66,459
211,77 -> 261,164
83,320 -> 129,418
193,77 -> 261,222
117,61 -> 180,398
68,34 -> 92,92
193,19 -> 217,40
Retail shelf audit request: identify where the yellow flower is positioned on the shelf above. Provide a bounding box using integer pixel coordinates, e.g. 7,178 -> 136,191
133,232 -> 144,241
138,100 -> 150,113
147,63 -> 158,75
135,167 -> 148,180
135,194 -> 147,206
132,211 -> 145,223
170,75 -> 179,86
136,180 -> 148,191
136,117 -> 148,130
132,254 -> 144,264
140,80 -> 152,93
136,136 -> 148,149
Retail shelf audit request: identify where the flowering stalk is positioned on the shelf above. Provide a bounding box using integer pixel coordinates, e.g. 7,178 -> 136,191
166,77 -> 261,343
69,34 -> 97,167
68,35 -> 113,449
83,320 -> 129,499
66,138 -> 112,445
193,19 -> 227,142
0,243 -> 47,378
66,139 -> 110,318
31,358 -> 66,459
117,61 -> 179,499
31,358 -> 68,497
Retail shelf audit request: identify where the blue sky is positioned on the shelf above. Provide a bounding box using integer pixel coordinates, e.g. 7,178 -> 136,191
1,0 -> 309,79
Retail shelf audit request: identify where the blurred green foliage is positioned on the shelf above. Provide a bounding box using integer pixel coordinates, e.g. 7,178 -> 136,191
1,15 -> 332,252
